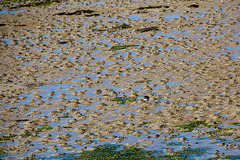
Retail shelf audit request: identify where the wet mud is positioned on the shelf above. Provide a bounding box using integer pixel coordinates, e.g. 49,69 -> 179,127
0,0 -> 240,159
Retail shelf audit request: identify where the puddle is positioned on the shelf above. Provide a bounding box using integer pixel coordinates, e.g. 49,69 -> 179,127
165,14 -> 181,20
128,15 -> 149,20
0,37 -> 12,44
0,10 -> 24,14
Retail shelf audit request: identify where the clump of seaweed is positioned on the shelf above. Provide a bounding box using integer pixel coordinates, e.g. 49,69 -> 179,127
35,125 -> 53,133
1,0 -> 61,6
108,45 -> 139,51
176,120 -> 211,132
206,127 -> 236,137
0,125 -> 53,142
47,144 -> 208,160
112,23 -> 131,30
136,5 -> 169,10
54,10 -> 99,17
57,115 -> 70,119
135,80 -> 151,83
71,144 -> 156,160
110,96 -> 136,104
136,26 -> 158,33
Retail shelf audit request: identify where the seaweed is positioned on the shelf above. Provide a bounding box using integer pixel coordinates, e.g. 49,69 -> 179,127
176,120 -> 211,132
136,26 -> 159,33
46,144 -> 208,160
35,125 -> 53,133
54,10 -> 97,16
158,148 -> 207,160
112,23 -> 131,30
0,125 -> 53,142
136,80 -> 151,83
136,5 -> 169,10
57,115 -> 69,119
206,127 -> 235,137
72,144 -> 156,160
110,96 -> 136,104
188,4 -> 199,8
0,134 -> 17,141
108,45 -> 139,51
3,0 -> 62,6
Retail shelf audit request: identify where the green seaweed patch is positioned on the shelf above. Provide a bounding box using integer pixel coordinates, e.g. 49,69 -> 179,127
40,144 -> 210,160
0,134 -> 17,141
110,96 -> 136,104
232,122 -> 240,126
159,148 -> 207,159
73,144 -> 156,160
27,0 -> 58,6
176,120 -> 211,132
136,26 -> 158,33
0,0 -> 27,4
21,132 -> 33,137
206,127 -> 235,137
57,115 -> 69,119
140,121 -> 153,126
167,142 -> 183,146
112,23 -> 131,30
0,148 -> 16,155
206,155 -> 240,160
107,45 -> 139,51
0,148 -> 6,154
211,137 -> 227,144
6,0 -> 61,6
0,132 -> 34,142
54,10 -> 97,16
135,80 -> 151,83
136,5 -> 169,10
35,125 -> 53,133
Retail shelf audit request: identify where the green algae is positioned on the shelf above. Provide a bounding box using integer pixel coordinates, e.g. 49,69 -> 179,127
206,127 -> 235,137
176,120 -> 211,132
0,148 -> 16,155
110,96 -> 136,104
108,45 -> 139,51
35,125 -> 53,133
158,148 -> 207,160
0,134 -> 18,141
0,132 -> 32,142
136,5 -> 169,10
0,0 -> 27,4
140,121 -> 153,126
46,144 -> 209,160
112,23 -> 131,30
136,26 -> 159,33
0,148 -> 6,154
1,0 -> 60,6
0,126 -> 53,142
232,122 -> 240,126
206,155 -> 240,160
55,144 -> 156,160
136,80 -> 151,83
57,115 -> 69,119
93,23 -> 131,32
54,10 -> 97,16
167,142 -> 183,146
21,132 -> 33,137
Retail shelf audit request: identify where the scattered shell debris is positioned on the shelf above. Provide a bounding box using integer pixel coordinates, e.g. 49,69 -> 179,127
0,0 -> 240,159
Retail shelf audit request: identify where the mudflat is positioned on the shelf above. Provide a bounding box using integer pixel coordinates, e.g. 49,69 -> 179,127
0,0 -> 239,159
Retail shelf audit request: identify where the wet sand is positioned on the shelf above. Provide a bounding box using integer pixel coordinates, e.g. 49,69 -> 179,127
0,0 -> 240,159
